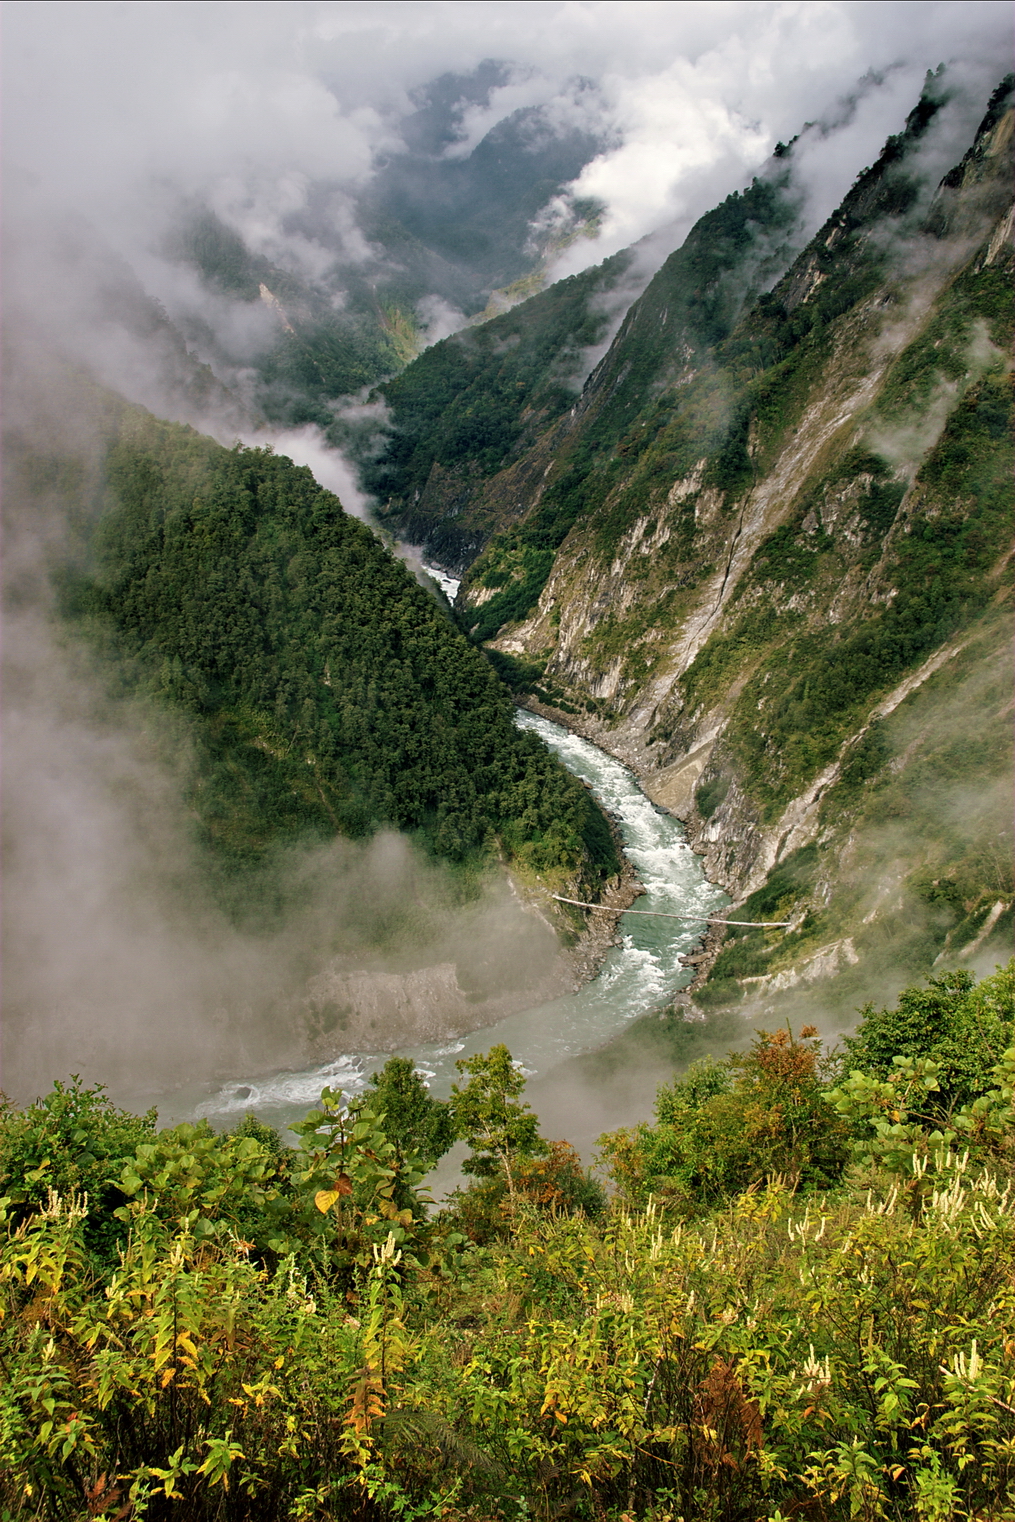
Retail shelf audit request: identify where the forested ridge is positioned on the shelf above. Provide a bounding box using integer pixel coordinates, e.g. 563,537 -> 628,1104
366,250 -> 633,565
1,962 -> 1012,1518
63,411 -> 618,904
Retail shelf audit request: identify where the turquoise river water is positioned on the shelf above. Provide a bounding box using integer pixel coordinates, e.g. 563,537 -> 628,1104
191,711 -> 726,1128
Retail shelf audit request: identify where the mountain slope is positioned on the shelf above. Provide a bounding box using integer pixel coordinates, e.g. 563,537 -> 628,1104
366,249 -> 635,565
369,73 -> 1015,1017
372,155 -> 807,576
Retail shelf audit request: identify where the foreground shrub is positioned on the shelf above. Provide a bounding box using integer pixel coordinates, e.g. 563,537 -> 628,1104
2,968 -> 1012,1518
599,1025 -> 851,1211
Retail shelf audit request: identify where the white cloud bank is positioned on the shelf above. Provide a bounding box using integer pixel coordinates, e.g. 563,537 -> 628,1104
4,1 -> 1011,293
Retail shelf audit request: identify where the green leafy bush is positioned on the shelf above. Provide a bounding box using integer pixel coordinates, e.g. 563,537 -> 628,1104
842,963 -> 1014,1111
3,965 -> 1015,1519
600,1025 -> 850,1210
0,1078 -> 155,1266
365,1057 -> 456,1171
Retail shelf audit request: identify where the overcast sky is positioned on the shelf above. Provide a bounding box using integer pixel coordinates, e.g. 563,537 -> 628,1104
5,1 -> 1012,289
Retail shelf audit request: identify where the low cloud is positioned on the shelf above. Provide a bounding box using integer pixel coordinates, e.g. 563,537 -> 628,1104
0,346 -> 567,1109
242,423 -> 376,519
416,294 -> 470,348
2,589 -> 569,1110
869,318 -> 1008,477
6,3 -> 1012,337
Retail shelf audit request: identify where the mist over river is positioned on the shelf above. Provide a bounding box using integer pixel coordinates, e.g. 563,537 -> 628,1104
181,712 -> 726,1133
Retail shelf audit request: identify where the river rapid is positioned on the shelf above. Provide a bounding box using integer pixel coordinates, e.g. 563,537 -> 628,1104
190,711 -> 726,1132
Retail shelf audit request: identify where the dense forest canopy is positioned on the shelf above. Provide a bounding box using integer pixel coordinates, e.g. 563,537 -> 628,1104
62,412 -> 618,906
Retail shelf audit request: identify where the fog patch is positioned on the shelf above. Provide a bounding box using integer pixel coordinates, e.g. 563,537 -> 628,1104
241,423 -> 376,521
416,293 -> 469,347
869,318 -> 1009,477
0,346 -> 568,1112
2,607 -> 568,1109
868,380 -> 960,480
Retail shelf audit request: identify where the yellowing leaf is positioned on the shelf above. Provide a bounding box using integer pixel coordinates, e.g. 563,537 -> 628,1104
315,1190 -> 340,1214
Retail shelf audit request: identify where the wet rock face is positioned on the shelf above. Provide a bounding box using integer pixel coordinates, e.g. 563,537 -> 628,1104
304,962 -> 472,1051
302,945 -> 588,1058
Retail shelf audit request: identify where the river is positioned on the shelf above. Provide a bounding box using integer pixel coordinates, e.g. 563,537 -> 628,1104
190,711 -> 726,1132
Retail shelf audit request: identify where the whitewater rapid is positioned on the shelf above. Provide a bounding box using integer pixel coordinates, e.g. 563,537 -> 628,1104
193,711 -> 726,1128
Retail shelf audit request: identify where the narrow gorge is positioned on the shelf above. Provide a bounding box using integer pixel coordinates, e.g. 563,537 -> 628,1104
5,15 -> 1015,1519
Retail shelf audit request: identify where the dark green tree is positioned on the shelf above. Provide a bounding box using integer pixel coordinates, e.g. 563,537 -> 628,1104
365,1057 -> 455,1171
449,1044 -> 546,1193
842,963 -> 1014,1113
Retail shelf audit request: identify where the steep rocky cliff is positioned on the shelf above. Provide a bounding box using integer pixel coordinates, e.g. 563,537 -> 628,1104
378,74 -> 1014,1019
